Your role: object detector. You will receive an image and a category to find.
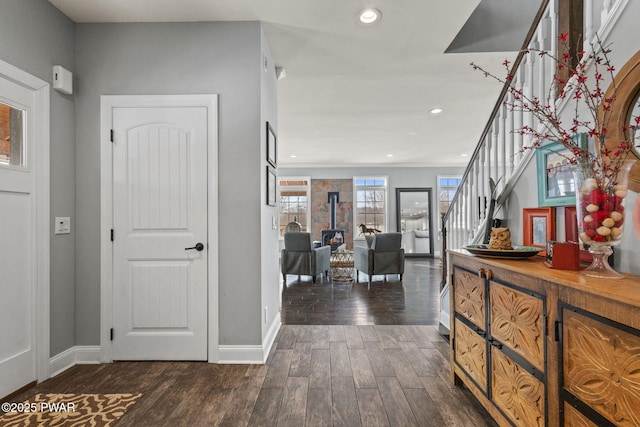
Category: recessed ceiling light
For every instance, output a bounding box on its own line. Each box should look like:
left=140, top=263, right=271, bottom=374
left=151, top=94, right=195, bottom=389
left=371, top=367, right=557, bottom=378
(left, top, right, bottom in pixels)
left=386, top=154, right=393, bottom=157
left=430, top=108, right=443, bottom=114
left=461, top=153, right=468, bottom=157
left=290, top=155, right=297, bottom=158
left=359, top=8, right=381, bottom=24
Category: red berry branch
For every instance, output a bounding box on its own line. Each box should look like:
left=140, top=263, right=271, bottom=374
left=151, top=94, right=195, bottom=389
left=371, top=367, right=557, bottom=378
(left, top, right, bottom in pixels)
left=471, top=34, right=639, bottom=190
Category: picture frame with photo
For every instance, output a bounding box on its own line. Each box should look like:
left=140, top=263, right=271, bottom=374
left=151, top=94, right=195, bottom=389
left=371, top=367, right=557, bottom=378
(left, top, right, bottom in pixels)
left=266, top=166, right=277, bottom=206
left=523, top=207, right=556, bottom=255
left=535, top=134, right=586, bottom=207
left=266, top=122, right=277, bottom=168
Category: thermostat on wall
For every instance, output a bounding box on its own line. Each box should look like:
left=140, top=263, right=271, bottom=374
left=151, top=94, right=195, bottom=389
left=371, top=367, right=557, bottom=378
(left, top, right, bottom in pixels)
left=53, top=65, right=73, bottom=95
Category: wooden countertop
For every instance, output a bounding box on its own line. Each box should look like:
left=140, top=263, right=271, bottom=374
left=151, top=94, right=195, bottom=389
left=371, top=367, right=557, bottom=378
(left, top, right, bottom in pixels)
left=448, top=249, right=640, bottom=308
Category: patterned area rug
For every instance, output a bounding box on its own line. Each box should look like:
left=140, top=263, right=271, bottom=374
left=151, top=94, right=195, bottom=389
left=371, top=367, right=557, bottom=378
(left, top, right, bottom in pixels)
left=0, top=393, right=142, bottom=426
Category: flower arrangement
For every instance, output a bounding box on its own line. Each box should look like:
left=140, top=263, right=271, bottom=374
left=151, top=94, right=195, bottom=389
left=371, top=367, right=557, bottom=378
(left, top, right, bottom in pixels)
left=471, top=33, right=638, bottom=185
left=472, top=34, right=640, bottom=277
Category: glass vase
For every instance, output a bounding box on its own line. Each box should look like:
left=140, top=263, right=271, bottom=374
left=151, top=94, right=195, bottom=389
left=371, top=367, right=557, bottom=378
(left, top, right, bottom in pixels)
left=573, top=160, right=634, bottom=279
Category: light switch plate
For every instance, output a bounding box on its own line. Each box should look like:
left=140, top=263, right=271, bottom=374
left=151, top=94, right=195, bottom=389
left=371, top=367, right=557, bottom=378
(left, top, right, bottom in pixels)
left=54, top=217, right=71, bottom=234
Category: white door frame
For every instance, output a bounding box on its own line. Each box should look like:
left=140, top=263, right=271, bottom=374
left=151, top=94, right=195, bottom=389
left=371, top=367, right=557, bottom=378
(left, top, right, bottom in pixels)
left=0, top=59, right=50, bottom=383
left=100, top=94, right=219, bottom=362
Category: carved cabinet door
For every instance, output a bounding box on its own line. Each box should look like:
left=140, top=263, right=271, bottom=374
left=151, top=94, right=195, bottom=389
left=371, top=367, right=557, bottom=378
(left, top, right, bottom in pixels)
left=561, top=306, right=640, bottom=427
left=489, top=282, right=546, bottom=427
left=489, top=282, right=545, bottom=372
left=454, top=318, right=488, bottom=392
left=491, top=348, right=545, bottom=427
left=453, top=266, right=486, bottom=330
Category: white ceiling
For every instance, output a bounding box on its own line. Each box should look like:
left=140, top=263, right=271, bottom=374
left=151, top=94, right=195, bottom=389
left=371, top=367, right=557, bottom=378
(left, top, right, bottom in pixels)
left=49, top=0, right=539, bottom=168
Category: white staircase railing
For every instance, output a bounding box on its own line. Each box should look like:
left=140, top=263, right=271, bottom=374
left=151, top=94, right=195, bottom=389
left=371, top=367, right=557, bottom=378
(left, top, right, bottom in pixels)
left=439, top=0, right=629, bottom=333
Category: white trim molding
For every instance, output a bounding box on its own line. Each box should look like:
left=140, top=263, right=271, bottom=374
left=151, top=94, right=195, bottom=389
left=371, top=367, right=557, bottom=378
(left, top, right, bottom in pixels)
left=49, top=346, right=101, bottom=378
left=218, top=316, right=280, bottom=364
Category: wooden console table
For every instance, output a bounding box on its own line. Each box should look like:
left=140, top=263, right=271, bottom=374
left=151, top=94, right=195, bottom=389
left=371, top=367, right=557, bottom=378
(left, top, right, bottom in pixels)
left=448, top=249, right=640, bottom=427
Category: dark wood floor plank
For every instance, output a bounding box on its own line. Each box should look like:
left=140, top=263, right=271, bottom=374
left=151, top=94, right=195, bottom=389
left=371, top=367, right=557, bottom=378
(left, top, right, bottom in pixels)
left=399, top=341, right=439, bottom=377
left=298, top=325, right=328, bottom=343
left=328, top=325, right=346, bottom=342
left=117, top=377, right=176, bottom=426
left=218, top=376, right=264, bottom=427
left=289, top=341, right=312, bottom=377
left=374, top=326, right=401, bottom=349
left=390, top=325, right=416, bottom=342
left=247, top=386, right=283, bottom=427
left=309, top=349, right=331, bottom=389
left=162, top=375, right=216, bottom=427
left=356, top=388, right=389, bottom=427
left=349, top=348, right=377, bottom=389
left=305, top=387, right=332, bottom=427
left=277, top=325, right=298, bottom=349
left=329, top=341, right=352, bottom=377
left=376, top=376, right=419, bottom=427
left=357, top=325, right=380, bottom=342
left=331, top=376, right=362, bottom=427
left=420, top=348, right=452, bottom=385
left=384, top=348, right=423, bottom=388
left=420, top=375, right=495, bottom=427
left=408, top=325, right=438, bottom=349
left=344, top=325, right=365, bottom=349
left=276, top=377, right=308, bottom=427
left=189, top=388, right=234, bottom=427
left=402, top=387, right=447, bottom=427
left=263, top=349, right=293, bottom=389
left=245, top=363, right=269, bottom=378
left=363, top=341, right=396, bottom=377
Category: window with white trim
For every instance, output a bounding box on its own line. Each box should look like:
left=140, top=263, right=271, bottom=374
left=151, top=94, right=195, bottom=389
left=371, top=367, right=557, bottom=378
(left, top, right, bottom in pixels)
left=437, top=176, right=462, bottom=216
left=354, top=177, right=388, bottom=234
left=278, top=176, right=310, bottom=237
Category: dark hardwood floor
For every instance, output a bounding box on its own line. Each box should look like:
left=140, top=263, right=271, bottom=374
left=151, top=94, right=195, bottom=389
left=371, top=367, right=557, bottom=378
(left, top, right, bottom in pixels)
left=3, top=258, right=498, bottom=426
left=282, top=258, right=443, bottom=325
left=4, top=325, right=496, bottom=426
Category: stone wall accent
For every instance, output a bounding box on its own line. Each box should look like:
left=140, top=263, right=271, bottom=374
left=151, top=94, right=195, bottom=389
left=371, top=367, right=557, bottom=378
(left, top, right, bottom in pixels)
left=311, top=179, right=353, bottom=248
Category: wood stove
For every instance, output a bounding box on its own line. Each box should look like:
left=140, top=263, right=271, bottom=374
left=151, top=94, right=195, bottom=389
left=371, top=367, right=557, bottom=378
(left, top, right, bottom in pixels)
left=321, top=191, right=346, bottom=251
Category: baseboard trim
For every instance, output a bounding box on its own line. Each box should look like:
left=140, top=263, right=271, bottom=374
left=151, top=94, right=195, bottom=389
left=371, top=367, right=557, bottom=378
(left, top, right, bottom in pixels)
left=49, top=346, right=101, bottom=378
left=217, top=316, right=281, bottom=364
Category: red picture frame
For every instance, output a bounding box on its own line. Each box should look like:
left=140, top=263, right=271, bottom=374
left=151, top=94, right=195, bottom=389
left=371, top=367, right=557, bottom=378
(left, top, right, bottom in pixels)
left=523, top=207, right=556, bottom=256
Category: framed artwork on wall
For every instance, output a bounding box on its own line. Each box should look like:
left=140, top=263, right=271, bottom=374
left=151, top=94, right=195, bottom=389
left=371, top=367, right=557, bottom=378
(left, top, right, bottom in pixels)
left=266, top=121, right=277, bottom=168
left=535, top=134, right=586, bottom=207
left=523, top=207, right=556, bottom=255
left=267, top=166, right=277, bottom=206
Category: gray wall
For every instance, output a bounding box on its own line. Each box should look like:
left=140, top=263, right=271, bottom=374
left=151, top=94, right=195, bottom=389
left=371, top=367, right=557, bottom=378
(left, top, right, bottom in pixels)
left=259, top=28, right=281, bottom=338
left=74, top=21, right=267, bottom=346
left=280, top=166, right=465, bottom=256
left=0, top=0, right=76, bottom=356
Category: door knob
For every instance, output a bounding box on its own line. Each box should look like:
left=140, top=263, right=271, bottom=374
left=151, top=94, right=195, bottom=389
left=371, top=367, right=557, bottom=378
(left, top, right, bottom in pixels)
left=185, top=243, right=205, bottom=251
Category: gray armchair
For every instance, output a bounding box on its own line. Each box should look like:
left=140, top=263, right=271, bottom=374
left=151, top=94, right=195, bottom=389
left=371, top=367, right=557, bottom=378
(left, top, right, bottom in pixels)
left=354, top=233, right=405, bottom=287
left=281, top=232, right=331, bottom=284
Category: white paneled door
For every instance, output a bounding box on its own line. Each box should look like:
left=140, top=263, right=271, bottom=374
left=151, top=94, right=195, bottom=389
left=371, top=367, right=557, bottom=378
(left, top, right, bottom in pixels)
left=0, top=75, right=37, bottom=397
left=111, top=104, right=209, bottom=360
